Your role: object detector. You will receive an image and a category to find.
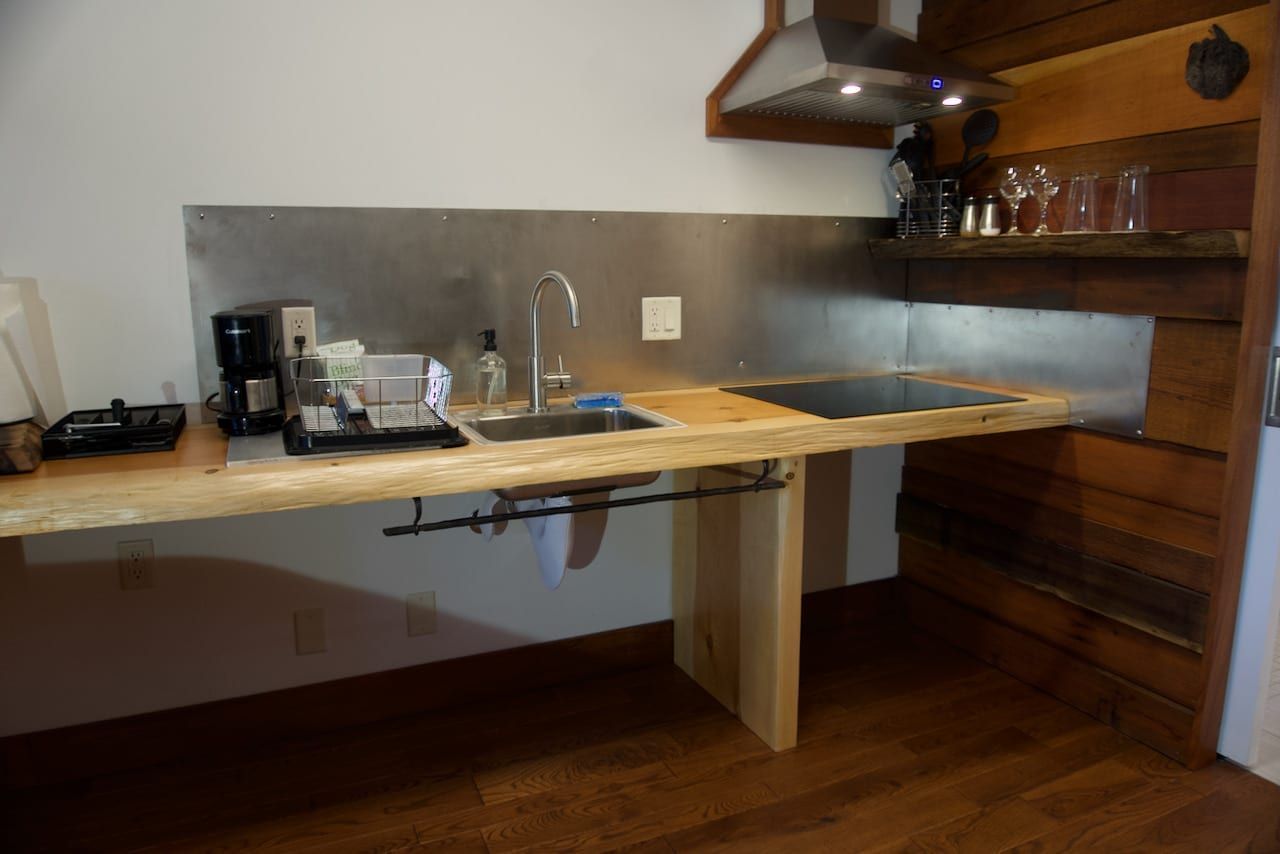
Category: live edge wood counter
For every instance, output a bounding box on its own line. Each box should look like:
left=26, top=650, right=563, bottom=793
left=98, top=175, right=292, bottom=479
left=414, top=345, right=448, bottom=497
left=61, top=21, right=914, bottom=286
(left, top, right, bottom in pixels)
left=0, top=379, right=1065, bottom=754
left=0, top=380, right=1067, bottom=539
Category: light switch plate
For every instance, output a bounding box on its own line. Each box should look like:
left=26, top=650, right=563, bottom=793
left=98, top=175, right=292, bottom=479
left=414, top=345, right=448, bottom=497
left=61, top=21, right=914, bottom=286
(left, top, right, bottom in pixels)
left=641, top=297, right=681, bottom=341
left=293, top=607, right=327, bottom=655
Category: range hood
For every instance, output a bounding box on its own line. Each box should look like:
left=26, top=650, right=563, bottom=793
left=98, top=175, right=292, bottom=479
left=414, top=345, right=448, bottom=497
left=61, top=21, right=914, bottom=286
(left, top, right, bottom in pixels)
left=719, top=16, right=1014, bottom=128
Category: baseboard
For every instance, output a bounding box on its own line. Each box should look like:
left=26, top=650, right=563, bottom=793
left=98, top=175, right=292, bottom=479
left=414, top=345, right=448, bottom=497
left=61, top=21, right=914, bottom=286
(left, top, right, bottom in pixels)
left=1, top=580, right=901, bottom=790
left=2, top=620, right=674, bottom=790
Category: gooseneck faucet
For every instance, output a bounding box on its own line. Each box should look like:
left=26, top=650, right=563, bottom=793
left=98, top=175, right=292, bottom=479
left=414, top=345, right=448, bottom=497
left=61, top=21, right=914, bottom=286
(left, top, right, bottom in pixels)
left=528, top=270, right=581, bottom=413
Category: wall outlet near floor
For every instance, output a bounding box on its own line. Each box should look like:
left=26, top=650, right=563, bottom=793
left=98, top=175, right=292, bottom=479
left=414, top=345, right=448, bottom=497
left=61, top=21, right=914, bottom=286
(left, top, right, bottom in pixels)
left=293, top=608, right=327, bottom=655
left=641, top=296, right=681, bottom=341
left=406, top=591, right=437, bottom=637
left=117, top=539, right=154, bottom=590
left=279, top=306, right=317, bottom=357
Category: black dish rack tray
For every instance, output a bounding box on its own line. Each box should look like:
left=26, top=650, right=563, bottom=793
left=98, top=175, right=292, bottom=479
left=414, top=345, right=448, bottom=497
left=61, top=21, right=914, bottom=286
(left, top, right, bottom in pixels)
left=42, top=402, right=187, bottom=459
left=283, top=415, right=466, bottom=454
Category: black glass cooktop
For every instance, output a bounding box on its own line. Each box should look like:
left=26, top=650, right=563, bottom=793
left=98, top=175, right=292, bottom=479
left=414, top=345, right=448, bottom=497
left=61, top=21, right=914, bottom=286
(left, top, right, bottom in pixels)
left=721, top=375, right=1023, bottom=420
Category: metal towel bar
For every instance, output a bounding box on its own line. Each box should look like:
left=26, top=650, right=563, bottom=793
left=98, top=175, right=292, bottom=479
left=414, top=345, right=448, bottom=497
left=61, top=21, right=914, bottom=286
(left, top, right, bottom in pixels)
left=383, top=461, right=785, bottom=537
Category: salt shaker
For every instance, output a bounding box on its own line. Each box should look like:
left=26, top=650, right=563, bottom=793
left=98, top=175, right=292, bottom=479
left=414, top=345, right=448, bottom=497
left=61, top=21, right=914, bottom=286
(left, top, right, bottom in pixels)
left=960, top=197, right=980, bottom=237
left=979, top=195, right=1001, bottom=236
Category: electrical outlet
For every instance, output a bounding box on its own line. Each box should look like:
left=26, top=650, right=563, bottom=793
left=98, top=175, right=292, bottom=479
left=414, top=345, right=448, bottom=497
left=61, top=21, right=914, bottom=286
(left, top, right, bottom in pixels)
left=280, top=306, right=317, bottom=357
left=641, top=297, right=681, bottom=341
left=406, top=591, right=437, bottom=637
left=293, top=608, right=327, bottom=655
left=117, top=539, right=154, bottom=590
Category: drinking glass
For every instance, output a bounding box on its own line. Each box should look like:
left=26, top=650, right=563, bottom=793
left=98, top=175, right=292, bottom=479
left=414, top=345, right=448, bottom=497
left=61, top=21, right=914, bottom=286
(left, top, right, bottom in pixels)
left=1111, top=164, right=1149, bottom=232
left=1063, top=171, right=1099, bottom=233
left=998, top=166, right=1027, bottom=236
left=1029, top=164, right=1060, bottom=236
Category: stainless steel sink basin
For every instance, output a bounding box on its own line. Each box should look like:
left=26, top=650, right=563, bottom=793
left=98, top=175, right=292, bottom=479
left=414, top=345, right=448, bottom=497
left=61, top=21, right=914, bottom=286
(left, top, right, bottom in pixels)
left=454, top=404, right=683, bottom=444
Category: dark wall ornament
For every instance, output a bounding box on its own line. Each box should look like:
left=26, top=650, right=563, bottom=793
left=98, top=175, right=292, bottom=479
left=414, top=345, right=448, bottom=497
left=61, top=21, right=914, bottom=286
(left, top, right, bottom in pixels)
left=1186, top=24, right=1250, bottom=100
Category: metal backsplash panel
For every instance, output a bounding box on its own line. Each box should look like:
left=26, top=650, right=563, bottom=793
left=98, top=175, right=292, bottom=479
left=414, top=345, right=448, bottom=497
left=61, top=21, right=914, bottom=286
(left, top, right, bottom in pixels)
left=185, top=207, right=906, bottom=403
left=906, top=304, right=1154, bottom=437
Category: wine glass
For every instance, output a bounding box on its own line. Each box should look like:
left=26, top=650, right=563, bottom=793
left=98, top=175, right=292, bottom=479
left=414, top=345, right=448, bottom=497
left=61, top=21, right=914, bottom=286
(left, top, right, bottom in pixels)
left=998, top=167, right=1027, bottom=236
left=1029, top=164, right=1060, bottom=236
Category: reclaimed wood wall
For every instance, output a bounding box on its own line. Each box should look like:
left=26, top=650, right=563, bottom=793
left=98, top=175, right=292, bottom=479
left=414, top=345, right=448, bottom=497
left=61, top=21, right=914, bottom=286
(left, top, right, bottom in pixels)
left=898, top=0, right=1273, bottom=766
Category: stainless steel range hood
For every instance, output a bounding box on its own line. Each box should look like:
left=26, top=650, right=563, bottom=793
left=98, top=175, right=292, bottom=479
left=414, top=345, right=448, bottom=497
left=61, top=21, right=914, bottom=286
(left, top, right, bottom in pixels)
left=719, top=16, right=1014, bottom=127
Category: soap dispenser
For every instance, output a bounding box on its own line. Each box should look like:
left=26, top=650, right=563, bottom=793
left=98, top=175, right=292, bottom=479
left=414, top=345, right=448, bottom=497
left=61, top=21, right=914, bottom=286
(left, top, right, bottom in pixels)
left=475, top=329, right=507, bottom=416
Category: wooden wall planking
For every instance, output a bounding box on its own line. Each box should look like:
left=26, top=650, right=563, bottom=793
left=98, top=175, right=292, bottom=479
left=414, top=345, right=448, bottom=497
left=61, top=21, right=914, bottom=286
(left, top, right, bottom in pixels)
left=903, top=582, right=1195, bottom=762
left=1187, top=0, right=1280, bottom=768
left=928, top=6, right=1271, bottom=165
left=905, top=442, right=1221, bottom=556
left=1145, top=320, right=1241, bottom=452
left=900, top=539, right=1203, bottom=707
left=925, top=431, right=1226, bottom=519
left=900, top=465, right=1216, bottom=593
left=917, top=0, right=1264, bottom=73
left=900, top=0, right=1268, bottom=768
left=897, top=494, right=1210, bottom=649
left=906, top=258, right=1247, bottom=322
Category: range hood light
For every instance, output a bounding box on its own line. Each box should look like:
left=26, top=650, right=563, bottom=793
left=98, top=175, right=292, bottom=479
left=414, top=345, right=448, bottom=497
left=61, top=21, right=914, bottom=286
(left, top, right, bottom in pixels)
left=941, top=96, right=964, bottom=106
left=840, top=83, right=862, bottom=95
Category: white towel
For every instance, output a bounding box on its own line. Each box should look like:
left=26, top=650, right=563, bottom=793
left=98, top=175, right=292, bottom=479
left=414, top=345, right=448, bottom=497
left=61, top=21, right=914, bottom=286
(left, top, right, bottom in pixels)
left=516, top=497, right=574, bottom=589
left=468, top=494, right=510, bottom=541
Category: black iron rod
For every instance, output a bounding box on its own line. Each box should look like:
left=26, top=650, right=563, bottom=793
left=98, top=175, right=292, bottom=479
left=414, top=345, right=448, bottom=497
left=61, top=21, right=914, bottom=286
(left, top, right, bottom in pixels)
left=382, top=476, right=785, bottom=537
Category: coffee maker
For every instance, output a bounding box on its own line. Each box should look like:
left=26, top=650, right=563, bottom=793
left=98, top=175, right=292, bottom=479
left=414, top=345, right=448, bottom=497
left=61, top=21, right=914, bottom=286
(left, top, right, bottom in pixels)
left=211, top=310, right=286, bottom=436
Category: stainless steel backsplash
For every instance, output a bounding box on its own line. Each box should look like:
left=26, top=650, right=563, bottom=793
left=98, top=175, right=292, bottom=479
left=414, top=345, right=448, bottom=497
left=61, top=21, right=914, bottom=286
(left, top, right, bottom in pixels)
left=185, top=207, right=906, bottom=403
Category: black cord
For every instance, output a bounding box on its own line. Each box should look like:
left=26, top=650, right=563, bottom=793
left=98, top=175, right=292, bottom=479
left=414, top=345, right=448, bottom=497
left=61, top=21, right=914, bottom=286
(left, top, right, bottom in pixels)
left=204, top=392, right=221, bottom=413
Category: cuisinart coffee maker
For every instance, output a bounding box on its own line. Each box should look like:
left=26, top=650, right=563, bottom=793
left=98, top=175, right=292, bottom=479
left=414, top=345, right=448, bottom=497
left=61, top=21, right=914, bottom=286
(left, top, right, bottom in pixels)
left=211, top=310, right=286, bottom=436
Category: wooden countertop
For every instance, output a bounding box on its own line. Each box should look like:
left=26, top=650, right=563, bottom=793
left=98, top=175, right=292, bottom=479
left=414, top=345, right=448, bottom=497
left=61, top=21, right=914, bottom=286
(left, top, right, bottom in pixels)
left=0, top=378, right=1068, bottom=537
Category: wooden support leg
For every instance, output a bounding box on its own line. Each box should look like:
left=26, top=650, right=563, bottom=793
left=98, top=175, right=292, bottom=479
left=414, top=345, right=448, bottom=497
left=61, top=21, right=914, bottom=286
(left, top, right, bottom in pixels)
left=672, top=458, right=805, bottom=751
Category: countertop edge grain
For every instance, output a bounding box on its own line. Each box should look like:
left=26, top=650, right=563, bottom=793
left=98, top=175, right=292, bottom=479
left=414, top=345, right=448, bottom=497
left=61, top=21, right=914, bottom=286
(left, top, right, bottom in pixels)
left=0, top=385, right=1069, bottom=537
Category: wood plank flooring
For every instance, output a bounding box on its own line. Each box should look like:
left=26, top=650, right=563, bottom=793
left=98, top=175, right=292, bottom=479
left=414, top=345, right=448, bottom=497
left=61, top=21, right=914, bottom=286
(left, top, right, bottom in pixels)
left=3, top=623, right=1279, bottom=853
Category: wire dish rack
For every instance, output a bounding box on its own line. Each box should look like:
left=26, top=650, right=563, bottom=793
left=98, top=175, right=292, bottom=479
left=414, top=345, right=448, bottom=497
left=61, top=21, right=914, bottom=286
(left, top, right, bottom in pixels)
left=284, top=355, right=466, bottom=454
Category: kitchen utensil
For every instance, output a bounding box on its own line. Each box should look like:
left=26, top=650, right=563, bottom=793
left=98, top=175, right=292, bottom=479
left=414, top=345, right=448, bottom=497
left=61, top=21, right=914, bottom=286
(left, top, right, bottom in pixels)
left=998, top=166, right=1028, bottom=235
left=960, top=109, right=998, bottom=162
left=916, top=121, right=936, bottom=180
left=942, top=109, right=999, bottom=179
left=1029, top=164, right=1060, bottom=236
left=889, top=159, right=915, bottom=200
left=1111, top=164, right=1150, bottom=232
left=955, top=152, right=988, bottom=179
left=1063, top=171, right=1099, bottom=232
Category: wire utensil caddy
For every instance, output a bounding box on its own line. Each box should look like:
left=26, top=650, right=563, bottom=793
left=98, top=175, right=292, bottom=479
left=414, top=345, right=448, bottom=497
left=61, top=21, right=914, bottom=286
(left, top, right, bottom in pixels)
left=284, top=355, right=465, bottom=454
left=895, top=178, right=962, bottom=238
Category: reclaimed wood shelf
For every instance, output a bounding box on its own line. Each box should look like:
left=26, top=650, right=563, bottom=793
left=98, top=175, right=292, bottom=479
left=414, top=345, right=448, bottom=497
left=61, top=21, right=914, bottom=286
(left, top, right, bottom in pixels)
left=868, top=230, right=1250, bottom=260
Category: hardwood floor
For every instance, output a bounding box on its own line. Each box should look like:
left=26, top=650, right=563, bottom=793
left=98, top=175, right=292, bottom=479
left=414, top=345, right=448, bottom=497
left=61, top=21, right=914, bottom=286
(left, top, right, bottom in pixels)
left=4, top=624, right=1279, bottom=853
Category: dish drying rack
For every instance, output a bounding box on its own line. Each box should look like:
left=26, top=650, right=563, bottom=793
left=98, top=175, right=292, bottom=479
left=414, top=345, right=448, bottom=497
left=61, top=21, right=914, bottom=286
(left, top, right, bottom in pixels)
left=284, top=355, right=466, bottom=455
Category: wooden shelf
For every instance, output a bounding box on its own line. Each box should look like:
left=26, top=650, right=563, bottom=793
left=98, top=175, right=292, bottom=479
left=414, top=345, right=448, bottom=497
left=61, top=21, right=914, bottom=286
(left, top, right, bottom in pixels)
left=868, top=230, right=1250, bottom=260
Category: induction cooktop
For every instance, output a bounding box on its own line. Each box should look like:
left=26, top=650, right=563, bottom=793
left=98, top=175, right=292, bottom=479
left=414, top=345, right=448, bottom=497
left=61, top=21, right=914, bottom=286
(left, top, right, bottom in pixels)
left=721, top=375, right=1023, bottom=420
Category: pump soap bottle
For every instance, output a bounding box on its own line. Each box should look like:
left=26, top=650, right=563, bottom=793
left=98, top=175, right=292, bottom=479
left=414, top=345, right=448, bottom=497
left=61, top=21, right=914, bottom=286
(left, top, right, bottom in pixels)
left=475, top=329, right=507, bottom=416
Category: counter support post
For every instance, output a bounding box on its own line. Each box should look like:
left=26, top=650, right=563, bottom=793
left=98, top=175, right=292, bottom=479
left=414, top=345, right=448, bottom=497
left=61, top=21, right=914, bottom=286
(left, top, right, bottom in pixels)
left=671, top=457, right=805, bottom=751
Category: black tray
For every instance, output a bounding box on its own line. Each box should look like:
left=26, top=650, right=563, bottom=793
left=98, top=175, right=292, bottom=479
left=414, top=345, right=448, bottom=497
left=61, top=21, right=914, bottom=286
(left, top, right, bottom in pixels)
left=43, top=403, right=187, bottom=459
left=282, top=415, right=467, bottom=455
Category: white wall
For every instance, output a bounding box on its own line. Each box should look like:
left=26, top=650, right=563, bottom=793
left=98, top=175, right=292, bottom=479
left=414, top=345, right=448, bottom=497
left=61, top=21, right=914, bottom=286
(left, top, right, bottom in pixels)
left=1220, top=293, right=1280, bottom=764
left=0, top=0, right=907, bottom=734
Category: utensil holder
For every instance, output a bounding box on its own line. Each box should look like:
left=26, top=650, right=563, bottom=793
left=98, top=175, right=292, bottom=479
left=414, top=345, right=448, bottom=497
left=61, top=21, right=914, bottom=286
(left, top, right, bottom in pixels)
left=896, top=179, right=962, bottom=238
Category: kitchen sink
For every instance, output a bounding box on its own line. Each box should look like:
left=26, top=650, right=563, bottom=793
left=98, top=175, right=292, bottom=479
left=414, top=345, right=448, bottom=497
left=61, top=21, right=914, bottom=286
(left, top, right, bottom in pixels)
left=453, top=404, right=683, bottom=444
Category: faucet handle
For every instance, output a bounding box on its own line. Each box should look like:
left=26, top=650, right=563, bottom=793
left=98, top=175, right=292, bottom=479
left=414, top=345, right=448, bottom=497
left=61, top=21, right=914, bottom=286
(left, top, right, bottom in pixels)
left=544, top=354, right=573, bottom=390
